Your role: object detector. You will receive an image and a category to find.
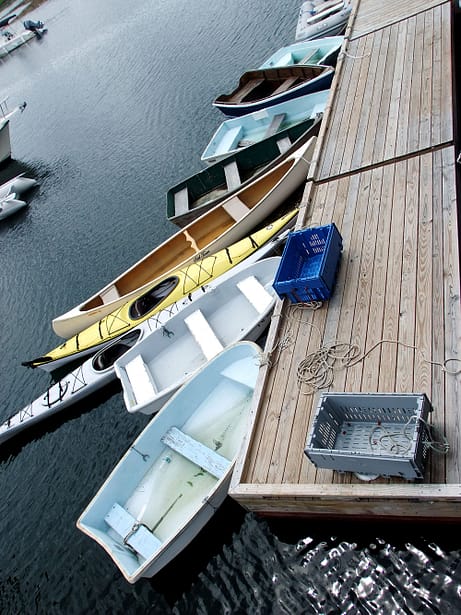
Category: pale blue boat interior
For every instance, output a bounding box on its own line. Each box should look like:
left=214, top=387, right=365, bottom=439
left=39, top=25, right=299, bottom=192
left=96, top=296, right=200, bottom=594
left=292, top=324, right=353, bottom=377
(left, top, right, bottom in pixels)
left=258, top=36, right=344, bottom=69
left=78, top=342, right=261, bottom=580
left=201, top=88, right=329, bottom=163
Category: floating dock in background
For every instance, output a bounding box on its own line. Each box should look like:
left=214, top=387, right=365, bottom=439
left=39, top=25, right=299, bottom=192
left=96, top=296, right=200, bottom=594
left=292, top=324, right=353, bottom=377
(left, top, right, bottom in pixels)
left=230, top=0, right=461, bottom=520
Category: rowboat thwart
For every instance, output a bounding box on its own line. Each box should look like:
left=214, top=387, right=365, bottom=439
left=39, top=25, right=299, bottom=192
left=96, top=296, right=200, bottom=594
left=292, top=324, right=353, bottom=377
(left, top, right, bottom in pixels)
left=52, top=137, right=316, bottom=339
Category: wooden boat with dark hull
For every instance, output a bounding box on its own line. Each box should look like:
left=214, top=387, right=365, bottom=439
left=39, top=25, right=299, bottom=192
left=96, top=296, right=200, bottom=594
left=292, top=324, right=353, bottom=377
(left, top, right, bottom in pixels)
left=166, top=116, right=322, bottom=228
left=52, top=137, right=316, bottom=339
left=212, top=64, right=334, bottom=117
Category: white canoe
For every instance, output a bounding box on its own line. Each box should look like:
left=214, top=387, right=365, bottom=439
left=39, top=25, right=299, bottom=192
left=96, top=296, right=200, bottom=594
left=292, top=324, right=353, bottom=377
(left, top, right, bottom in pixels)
left=77, top=341, right=262, bottom=583
left=52, top=136, right=316, bottom=339
left=115, top=256, right=280, bottom=415
left=0, top=329, right=143, bottom=447
left=0, top=173, right=38, bottom=199
left=0, top=193, right=27, bottom=220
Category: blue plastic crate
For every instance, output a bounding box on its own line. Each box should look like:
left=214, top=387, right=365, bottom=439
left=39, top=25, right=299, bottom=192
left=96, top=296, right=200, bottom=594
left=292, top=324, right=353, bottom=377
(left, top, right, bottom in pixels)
left=273, top=223, right=343, bottom=303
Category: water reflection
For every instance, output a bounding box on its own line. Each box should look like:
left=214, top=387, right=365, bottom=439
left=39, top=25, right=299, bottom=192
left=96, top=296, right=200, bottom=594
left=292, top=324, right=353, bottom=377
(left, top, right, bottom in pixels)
left=173, top=513, right=461, bottom=614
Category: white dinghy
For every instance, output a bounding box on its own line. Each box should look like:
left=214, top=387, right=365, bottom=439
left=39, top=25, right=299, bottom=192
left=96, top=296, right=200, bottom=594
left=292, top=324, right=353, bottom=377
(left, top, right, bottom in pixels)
left=115, top=256, right=280, bottom=415
left=77, top=341, right=262, bottom=583
left=0, top=172, right=38, bottom=199
left=0, top=193, right=26, bottom=220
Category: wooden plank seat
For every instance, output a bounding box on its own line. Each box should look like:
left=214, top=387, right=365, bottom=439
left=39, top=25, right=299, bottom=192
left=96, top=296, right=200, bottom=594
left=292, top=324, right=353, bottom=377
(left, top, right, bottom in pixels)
left=276, top=135, right=292, bottom=154
left=184, top=309, right=224, bottom=360
left=124, top=354, right=157, bottom=405
left=222, top=196, right=250, bottom=221
left=100, top=284, right=120, bottom=303
left=270, top=76, right=299, bottom=97
left=264, top=113, right=286, bottom=138
left=161, top=426, right=230, bottom=479
left=223, top=160, right=241, bottom=190
left=216, top=126, right=243, bottom=156
left=299, top=50, right=320, bottom=64
left=105, top=503, right=161, bottom=559
left=229, top=78, right=264, bottom=103
left=237, top=275, right=273, bottom=313
left=174, top=186, right=189, bottom=216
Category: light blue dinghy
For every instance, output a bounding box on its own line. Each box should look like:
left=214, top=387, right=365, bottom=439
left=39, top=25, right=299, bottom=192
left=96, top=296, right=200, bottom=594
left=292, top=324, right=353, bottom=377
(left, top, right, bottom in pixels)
left=258, top=36, right=344, bottom=70
left=201, top=88, right=328, bottom=165
left=77, top=341, right=262, bottom=583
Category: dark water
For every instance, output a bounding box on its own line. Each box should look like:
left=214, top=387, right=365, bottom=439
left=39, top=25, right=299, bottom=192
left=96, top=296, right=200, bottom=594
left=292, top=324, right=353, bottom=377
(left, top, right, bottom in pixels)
left=0, top=0, right=461, bottom=613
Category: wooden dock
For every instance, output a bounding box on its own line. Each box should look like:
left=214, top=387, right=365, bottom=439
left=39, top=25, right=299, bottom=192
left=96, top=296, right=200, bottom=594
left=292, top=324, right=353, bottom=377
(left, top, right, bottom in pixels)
left=230, top=0, right=461, bottom=520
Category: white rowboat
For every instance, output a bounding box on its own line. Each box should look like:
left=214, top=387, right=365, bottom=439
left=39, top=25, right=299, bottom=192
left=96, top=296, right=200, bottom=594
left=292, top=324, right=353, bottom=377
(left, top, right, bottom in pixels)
left=77, top=341, right=262, bottom=582
left=115, top=256, right=280, bottom=415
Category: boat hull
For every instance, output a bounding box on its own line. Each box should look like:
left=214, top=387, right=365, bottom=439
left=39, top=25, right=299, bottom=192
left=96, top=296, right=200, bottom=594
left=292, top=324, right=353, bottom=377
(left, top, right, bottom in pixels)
left=0, top=195, right=27, bottom=220
left=0, top=120, right=11, bottom=164
left=77, top=341, right=262, bottom=582
left=0, top=173, right=38, bottom=198
left=258, top=36, right=343, bottom=69
left=295, top=1, right=352, bottom=41
left=0, top=29, right=37, bottom=57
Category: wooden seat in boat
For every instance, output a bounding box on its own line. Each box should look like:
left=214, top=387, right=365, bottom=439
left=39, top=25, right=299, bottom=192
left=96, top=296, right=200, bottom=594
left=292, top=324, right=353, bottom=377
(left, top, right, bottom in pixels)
left=161, top=426, right=230, bottom=479
left=174, top=186, right=189, bottom=216
left=230, top=78, right=264, bottom=103
left=216, top=126, right=243, bottom=156
left=100, top=284, right=120, bottom=303
left=124, top=355, right=157, bottom=405
left=223, top=160, right=241, bottom=190
left=104, top=503, right=161, bottom=559
left=271, top=76, right=299, bottom=97
left=264, top=113, right=286, bottom=138
left=276, top=135, right=291, bottom=154
left=222, top=196, right=250, bottom=221
left=237, top=275, right=273, bottom=313
left=184, top=309, right=223, bottom=360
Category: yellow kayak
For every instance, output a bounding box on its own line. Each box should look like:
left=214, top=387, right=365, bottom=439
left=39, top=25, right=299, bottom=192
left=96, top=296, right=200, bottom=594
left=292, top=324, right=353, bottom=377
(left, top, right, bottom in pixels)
left=23, top=209, right=297, bottom=371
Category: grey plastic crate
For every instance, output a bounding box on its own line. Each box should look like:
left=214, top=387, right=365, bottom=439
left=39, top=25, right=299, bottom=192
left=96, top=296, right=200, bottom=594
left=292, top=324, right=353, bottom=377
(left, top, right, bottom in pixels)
left=305, top=392, right=433, bottom=479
